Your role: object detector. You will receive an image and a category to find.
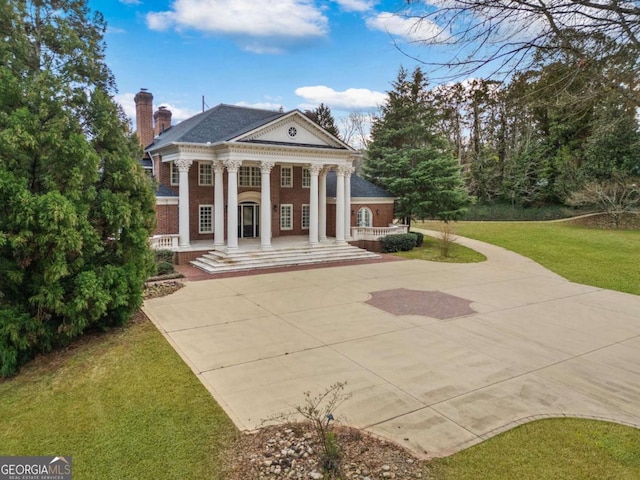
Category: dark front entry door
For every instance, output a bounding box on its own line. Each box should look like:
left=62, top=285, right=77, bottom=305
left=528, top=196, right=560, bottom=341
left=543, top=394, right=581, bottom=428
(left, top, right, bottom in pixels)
left=238, top=202, right=260, bottom=238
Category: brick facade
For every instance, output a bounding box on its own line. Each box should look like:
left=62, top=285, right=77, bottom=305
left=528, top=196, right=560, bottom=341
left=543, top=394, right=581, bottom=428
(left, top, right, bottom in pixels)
left=137, top=92, right=396, bottom=244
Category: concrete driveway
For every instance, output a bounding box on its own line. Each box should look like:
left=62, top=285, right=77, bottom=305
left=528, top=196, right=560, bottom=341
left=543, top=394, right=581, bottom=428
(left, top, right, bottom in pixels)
left=144, top=233, right=640, bottom=457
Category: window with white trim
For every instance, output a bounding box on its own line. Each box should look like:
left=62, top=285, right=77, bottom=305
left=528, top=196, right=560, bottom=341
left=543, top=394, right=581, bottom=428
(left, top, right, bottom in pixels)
left=302, top=167, right=311, bottom=188
left=170, top=162, right=179, bottom=185
left=356, top=207, right=373, bottom=227
left=280, top=166, right=292, bottom=187
left=280, top=204, right=293, bottom=230
left=301, top=204, right=310, bottom=230
left=199, top=204, right=213, bottom=233
left=198, top=162, right=212, bottom=186
left=239, top=166, right=261, bottom=187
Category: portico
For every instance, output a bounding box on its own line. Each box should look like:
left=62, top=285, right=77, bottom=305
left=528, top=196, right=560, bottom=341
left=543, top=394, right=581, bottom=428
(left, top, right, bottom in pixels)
left=140, top=98, right=396, bottom=269
left=163, top=155, right=356, bottom=252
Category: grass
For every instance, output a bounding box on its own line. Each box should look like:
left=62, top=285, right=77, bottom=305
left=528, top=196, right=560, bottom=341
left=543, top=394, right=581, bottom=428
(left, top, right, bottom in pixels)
left=428, top=418, right=640, bottom=480
left=395, top=236, right=487, bottom=263
left=0, top=314, right=237, bottom=479
left=415, top=220, right=640, bottom=295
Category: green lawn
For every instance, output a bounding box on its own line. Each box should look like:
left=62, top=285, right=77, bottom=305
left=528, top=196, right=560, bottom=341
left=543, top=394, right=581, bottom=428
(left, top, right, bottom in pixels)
left=0, top=315, right=237, bottom=479
left=395, top=237, right=487, bottom=263
left=415, top=221, right=640, bottom=295
left=428, top=418, right=640, bottom=480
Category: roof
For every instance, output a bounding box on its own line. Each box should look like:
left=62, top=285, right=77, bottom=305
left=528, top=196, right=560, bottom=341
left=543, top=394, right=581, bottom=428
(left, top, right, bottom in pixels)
left=140, top=158, right=153, bottom=168
left=147, top=104, right=284, bottom=150
left=156, top=184, right=178, bottom=197
left=326, top=171, right=395, bottom=198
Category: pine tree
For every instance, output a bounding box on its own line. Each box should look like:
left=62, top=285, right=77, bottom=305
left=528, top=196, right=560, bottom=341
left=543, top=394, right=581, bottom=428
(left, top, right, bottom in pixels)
left=0, top=0, right=156, bottom=376
left=363, top=67, right=472, bottom=224
left=306, top=103, right=341, bottom=139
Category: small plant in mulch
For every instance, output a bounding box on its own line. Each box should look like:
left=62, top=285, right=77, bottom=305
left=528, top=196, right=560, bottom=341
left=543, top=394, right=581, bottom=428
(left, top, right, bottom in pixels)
left=258, top=382, right=352, bottom=479
left=296, top=382, right=351, bottom=477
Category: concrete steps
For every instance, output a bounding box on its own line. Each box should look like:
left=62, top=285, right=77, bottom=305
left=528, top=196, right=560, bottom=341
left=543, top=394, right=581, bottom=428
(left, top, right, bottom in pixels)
left=190, top=244, right=380, bottom=274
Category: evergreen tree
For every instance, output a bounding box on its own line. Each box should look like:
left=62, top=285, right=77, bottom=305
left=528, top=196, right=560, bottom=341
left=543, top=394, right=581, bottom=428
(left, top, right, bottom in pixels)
left=363, top=67, right=472, bottom=224
left=0, top=0, right=156, bottom=376
left=305, top=103, right=341, bottom=139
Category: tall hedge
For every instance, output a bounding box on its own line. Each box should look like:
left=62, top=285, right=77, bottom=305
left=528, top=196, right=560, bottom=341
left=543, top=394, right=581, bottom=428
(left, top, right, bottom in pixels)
left=0, top=1, right=156, bottom=376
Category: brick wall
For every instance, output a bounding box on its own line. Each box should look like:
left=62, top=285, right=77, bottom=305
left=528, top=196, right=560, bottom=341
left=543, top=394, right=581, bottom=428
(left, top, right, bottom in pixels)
left=155, top=162, right=396, bottom=242
left=155, top=204, right=178, bottom=234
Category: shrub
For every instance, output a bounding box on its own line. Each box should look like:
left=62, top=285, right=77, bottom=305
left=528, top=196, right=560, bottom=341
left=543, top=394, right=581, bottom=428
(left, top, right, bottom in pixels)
left=380, top=233, right=417, bottom=253
left=410, top=231, right=424, bottom=247
left=156, top=262, right=174, bottom=276
left=437, top=223, right=457, bottom=257
left=154, top=250, right=175, bottom=264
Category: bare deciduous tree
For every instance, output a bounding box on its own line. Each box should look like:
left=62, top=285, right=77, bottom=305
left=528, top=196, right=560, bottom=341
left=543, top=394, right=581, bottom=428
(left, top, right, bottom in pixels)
left=340, top=111, right=373, bottom=152
left=404, top=1, right=640, bottom=81
left=568, top=176, right=640, bottom=228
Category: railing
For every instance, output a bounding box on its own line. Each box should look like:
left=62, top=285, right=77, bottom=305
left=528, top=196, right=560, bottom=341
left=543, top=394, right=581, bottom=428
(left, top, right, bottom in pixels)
left=350, top=224, right=409, bottom=241
left=149, top=234, right=179, bottom=250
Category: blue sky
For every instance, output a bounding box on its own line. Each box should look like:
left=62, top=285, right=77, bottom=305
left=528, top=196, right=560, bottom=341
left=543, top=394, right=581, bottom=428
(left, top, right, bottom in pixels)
left=91, top=0, right=451, bottom=127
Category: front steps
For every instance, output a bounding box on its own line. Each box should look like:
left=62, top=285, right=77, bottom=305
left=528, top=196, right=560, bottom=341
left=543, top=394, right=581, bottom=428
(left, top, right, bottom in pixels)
left=190, top=243, right=380, bottom=274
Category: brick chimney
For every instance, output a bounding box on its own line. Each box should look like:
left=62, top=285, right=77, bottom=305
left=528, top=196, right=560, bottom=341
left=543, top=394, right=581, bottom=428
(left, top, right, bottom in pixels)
left=154, top=106, right=172, bottom=137
left=134, top=89, right=154, bottom=149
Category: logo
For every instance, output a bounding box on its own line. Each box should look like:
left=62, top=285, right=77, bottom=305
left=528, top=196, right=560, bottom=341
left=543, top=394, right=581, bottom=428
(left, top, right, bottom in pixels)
left=0, top=456, right=72, bottom=480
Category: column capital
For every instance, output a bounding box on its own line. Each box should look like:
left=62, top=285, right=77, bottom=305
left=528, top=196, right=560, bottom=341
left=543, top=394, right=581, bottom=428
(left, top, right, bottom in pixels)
left=338, top=165, right=355, bottom=177
left=224, top=159, right=242, bottom=173
left=175, top=158, right=193, bottom=172
left=213, top=160, right=225, bottom=174
left=308, top=164, right=324, bottom=175
left=260, top=161, right=275, bottom=174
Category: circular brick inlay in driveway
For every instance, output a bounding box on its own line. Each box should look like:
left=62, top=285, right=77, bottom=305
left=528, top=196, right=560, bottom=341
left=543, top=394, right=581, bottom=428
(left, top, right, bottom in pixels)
left=366, top=288, right=476, bottom=319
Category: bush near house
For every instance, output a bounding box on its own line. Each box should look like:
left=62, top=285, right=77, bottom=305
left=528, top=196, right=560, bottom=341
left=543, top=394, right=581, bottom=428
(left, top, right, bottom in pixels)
left=380, top=233, right=417, bottom=253
left=410, top=231, right=424, bottom=247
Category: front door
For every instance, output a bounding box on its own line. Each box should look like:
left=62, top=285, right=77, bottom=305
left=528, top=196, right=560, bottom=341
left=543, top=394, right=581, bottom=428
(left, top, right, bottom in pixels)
left=238, top=202, right=260, bottom=238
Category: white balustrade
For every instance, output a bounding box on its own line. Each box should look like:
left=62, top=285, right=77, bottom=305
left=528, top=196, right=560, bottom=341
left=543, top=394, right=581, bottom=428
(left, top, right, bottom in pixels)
left=350, top=225, right=409, bottom=241
left=149, top=234, right=180, bottom=250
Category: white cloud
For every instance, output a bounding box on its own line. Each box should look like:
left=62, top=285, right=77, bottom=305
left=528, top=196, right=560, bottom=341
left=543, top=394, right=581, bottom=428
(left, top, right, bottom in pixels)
left=366, top=11, right=449, bottom=43
left=106, top=26, right=126, bottom=34
left=234, top=101, right=283, bottom=111
left=146, top=0, right=328, bottom=53
left=115, top=93, right=198, bottom=125
left=295, top=85, right=386, bottom=110
left=158, top=102, right=200, bottom=123
left=119, top=0, right=141, bottom=5
left=115, top=93, right=137, bottom=120
left=331, top=0, right=375, bottom=12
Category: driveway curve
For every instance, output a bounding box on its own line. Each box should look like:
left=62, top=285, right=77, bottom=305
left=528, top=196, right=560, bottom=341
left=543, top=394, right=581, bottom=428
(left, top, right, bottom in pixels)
left=144, top=232, right=640, bottom=458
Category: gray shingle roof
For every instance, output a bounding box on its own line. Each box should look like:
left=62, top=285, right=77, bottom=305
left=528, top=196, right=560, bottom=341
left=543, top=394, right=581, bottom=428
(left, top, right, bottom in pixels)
left=326, top=171, right=395, bottom=198
left=148, top=104, right=285, bottom=150
left=156, top=184, right=178, bottom=197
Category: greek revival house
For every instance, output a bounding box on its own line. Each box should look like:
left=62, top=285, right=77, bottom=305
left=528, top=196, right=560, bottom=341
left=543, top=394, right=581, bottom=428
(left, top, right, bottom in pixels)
left=135, top=90, right=403, bottom=271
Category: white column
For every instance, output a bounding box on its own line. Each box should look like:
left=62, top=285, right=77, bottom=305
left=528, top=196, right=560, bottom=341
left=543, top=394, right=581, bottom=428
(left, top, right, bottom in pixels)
left=224, top=159, right=242, bottom=251
left=308, top=164, right=323, bottom=246
left=176, top=158, right=193, bottom=247
left=335, top=167, right=346, bottom=244
left=213, top=161, right=225, bottom=248
left=319, top=168, right=328, bottom=242
left=260, top=161, right=274, bottom=250
left=344, top=166, right=354, bottom=241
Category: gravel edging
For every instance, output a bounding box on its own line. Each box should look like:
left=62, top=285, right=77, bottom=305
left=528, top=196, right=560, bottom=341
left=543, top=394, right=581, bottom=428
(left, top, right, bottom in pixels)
left=226, top=422, right=429, bottom=480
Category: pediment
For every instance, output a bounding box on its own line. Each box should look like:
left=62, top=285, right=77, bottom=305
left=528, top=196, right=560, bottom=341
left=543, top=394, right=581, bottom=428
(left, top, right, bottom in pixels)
left=233, top=112, right=348, bottom=150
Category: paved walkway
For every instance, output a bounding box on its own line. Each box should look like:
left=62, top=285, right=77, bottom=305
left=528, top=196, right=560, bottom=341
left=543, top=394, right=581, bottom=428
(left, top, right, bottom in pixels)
left=144, top=231, right=640, bottom=458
